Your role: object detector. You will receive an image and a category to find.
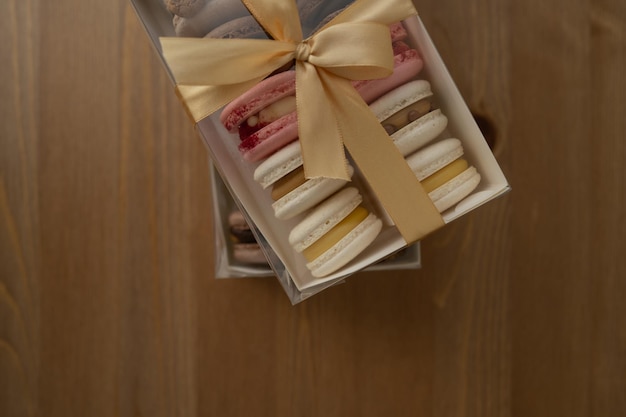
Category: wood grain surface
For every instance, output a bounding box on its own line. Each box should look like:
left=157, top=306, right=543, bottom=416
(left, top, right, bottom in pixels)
left=1, top=0, right=624, bottom=416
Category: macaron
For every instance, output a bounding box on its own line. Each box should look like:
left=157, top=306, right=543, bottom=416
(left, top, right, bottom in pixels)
left=221, top=70, right=298, bottom=162
left=164, top=0, right=207, bottom=18
left=220, top=33, right=422, bottom=162
left=172, top=0, right=249, bottom=37
left=406, top=138, right=481, bottom=212
left=352, top=40, right=424, bottom=104
left=369, top=79, right=448, bottom=156
left=253, top=141, right=354, bottom=220
left=205, top=15, right=268, bottom=39
left=228, top=209, right=268, bottom=265
left=288, top=187, right=383, bottom=278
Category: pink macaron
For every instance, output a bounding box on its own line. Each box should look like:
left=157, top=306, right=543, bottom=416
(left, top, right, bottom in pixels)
left=221, top=71, right=299, bottom=162
left=220, top=23, right=423, bottom=162
left=353, top=40, right=423, bottom=104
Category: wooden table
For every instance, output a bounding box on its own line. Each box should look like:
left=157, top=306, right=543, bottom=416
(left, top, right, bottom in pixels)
left=2, top=1, right=624, bottom=416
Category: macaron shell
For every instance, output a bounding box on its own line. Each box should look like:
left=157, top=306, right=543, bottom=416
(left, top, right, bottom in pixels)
left=239, top=112, right=299, bottom=162
left=354, top=47, right=424, bottom=104
left=297, top=0, right=354, bottom=35
left=430, top=167, right=481, bottom=213
left=391, top=109, right=448, bottom=156
left=307, top=213, right=383, bottom=278
left=206, top=15, right=267, bottom=39
left=221, top=71, right=296, bottom=132
left=173, top=0, right=250, bottom=37
left=227, top=208, right=249, bottom=227
left=272, top=166, right=354, bottom=220
left=370, top=79, right=433, bottom=123
left=164, top=0, right=207, bottom=18
left=289, top=187, right=362, bottom=252
left=405, top=138, right=463, bottom=180
left=253, top=140, right=303, bottom=188
left=389, top=22, right=408, bottom=42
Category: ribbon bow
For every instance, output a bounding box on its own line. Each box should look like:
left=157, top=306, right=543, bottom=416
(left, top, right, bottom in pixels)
left=160, top=0, right=444, bottom=244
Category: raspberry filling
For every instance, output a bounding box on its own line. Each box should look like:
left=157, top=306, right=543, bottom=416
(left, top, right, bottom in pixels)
left=238, top=95, right=296, bottom=141
left=238, top=111, right=298, bottom=153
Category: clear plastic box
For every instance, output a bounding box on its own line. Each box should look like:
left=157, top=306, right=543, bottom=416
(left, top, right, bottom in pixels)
left=129, top=0, right=510, bottom=303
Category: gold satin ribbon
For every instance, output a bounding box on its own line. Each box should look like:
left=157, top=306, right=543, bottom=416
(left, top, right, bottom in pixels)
left=160, top=0, right=444, bottom=243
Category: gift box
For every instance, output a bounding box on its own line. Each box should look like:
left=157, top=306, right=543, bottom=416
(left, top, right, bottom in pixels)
left=211, top=162, right=421, bottom=280
left=130, top=0, right=510, bottom=303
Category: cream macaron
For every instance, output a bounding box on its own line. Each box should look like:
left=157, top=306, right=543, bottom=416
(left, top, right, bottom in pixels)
left=407, top=138, right=481, bottom=213
left=369, top=79, right=448, bottom=156
left=288, top=187, right=382, bottom=278
left=253, top=141, right=353, bottom=220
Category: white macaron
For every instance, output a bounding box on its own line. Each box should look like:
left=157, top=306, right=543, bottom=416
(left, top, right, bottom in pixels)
left=406, top=138, right=481, bottom=213
left=254, top=141, right=353, bottom=220
left=369, top=79, right=448, bottom=156
left=289, top=187, right=383, bottom=278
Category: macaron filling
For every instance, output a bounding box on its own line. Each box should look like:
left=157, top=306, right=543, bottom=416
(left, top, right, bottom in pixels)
left=422, top=158, right=469, bottom=193
left=238, top=113, right=299, bottom=161
left=381, top=98, right=433, bottom=135
left=270, top=166, right=306, bottom=200
left=238, top=95, right=297, bottom=141
left=301, top=206, right=369, bottom=262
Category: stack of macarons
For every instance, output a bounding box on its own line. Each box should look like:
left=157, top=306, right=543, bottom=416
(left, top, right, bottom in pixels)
left=227, top=208, right=268, bottom=265
left=170, top=4, right=483, bottom=278
left=278, top=76, right=482, bottom=278
left=368, top=79, right=481, bottom=213
left=166, top=0, right=356, bottom=39
left=216, top=21, right=429, bottom=277
left=288, top=187, right=382, bottom=277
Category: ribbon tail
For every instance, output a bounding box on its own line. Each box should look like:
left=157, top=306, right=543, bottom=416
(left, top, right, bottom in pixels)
left=320, top=72, right=444, bottom=244
left=296, top=63, right=351, bottom=181
left=177, top=78, right=266, bottom=123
